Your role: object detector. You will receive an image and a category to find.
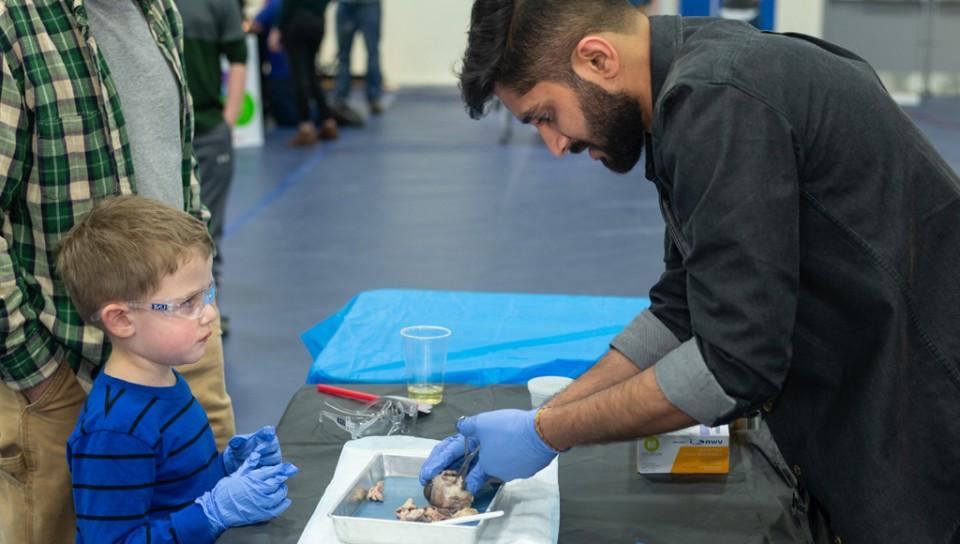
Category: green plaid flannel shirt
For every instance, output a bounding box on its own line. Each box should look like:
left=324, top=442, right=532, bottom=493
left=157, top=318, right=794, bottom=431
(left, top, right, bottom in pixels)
left=0, top=0, right=206, bottom=390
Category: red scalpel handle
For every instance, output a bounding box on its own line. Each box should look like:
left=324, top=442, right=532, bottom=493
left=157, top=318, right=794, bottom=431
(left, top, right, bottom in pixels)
left=315, top=384, right=380, bottom=403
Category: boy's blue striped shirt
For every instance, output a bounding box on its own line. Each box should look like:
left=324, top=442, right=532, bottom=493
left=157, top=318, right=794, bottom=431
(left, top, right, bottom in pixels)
left=68, top=371, right=226, bottom=543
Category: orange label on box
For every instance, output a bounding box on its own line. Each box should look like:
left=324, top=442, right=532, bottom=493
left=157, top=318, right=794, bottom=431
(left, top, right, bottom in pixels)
left=671, top=446, right=730, bottom=474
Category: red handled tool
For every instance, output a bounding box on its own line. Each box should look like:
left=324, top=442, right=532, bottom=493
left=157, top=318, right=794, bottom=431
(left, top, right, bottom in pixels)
left=316, top=384, right=433, bottom=414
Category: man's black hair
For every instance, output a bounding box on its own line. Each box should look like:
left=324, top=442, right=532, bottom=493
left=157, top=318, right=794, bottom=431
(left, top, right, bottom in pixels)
left=459, top=0, right=637, bottom=119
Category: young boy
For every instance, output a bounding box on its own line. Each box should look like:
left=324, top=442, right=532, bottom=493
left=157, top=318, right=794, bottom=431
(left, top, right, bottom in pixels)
left=57, top=195, right=298, bottom=543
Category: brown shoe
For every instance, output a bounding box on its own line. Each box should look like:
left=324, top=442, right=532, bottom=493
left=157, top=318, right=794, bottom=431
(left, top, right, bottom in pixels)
left=318, top=119, right=339, bottom=141
left=288, top=125, right=318, bottom=146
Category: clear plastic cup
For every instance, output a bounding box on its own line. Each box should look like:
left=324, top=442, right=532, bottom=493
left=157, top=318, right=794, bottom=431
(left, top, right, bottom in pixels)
left=400, top=325, right=452, bottom=405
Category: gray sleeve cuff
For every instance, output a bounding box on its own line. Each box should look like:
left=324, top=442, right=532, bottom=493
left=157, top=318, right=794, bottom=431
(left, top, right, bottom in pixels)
left=610, top=309, right=681, bottom=371
left=654, top=339, right=738, bottom=425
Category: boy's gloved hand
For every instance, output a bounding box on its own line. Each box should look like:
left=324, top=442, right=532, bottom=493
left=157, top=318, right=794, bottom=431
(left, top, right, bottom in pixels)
left=196, top=452, right=299, bottom=535
left=223, top=425, right=282, bottom=473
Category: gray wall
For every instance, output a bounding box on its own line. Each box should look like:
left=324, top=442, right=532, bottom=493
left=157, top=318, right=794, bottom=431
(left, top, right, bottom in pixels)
left=823, top=1, right=960, bottom=95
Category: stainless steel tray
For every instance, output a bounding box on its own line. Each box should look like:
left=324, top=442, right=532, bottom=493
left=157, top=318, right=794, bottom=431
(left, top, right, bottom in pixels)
left=329, top=453, right=503, bottom=544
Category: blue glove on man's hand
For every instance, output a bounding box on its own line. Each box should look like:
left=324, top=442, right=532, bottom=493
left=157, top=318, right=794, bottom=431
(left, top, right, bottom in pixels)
left=223, top=425, right=282, bottom=473
left=419, top=409, right=559, bottom=494
left=197, top=452, right=299, bottom=535
left=418, top=433, right=478, bottom=485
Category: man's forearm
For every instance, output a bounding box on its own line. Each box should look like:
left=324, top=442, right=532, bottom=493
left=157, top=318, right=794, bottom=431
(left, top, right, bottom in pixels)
left=545, top=348, right=641, bottom=407
left=222, top=64, right=246, bottom=126
left=540, top=366, right=695, bottom=450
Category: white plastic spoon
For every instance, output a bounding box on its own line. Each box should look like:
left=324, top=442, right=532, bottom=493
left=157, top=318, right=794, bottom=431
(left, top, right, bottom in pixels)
left=432, top=510, right=505, bottom=526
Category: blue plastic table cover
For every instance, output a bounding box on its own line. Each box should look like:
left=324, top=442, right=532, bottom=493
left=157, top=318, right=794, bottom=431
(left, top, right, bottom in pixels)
left=302, top=289, right=650, bottom=385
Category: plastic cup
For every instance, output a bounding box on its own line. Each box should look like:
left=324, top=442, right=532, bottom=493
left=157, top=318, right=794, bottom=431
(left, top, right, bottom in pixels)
left=400, top=325, right=452, bottom=405
left=527, top=376, right=574, bottom=408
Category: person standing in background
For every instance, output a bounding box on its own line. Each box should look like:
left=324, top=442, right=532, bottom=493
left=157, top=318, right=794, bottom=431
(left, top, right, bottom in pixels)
left=270, top=0, right=340, bottom=146
left=176, top=0, right=249, bottom=336
left=0, top=1, right=235, bottom=542
left=334, top=0, right=384, bottom=115
left=250, top=0, right=301, bottom=127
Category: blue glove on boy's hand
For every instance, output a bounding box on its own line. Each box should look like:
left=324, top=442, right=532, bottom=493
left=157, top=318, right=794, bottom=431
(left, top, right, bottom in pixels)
left=223, top=425, right=282, bottom=473
left=196, top=452, right=299, bottom=535
left=420, top=409, right=559, bottom=495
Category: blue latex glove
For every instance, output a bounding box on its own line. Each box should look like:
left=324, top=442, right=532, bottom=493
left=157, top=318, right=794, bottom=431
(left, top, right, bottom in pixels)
left=420, top=409, right=559, bottom=494
left=418, top=433, right=478, bottom=485
left=223, top=425, right=282, bottom=473
left=196, top=452, right=299, bottom=535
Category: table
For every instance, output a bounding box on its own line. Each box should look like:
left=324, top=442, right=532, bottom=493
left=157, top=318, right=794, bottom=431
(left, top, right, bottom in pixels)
left=221, top=385, right=815, bottom=544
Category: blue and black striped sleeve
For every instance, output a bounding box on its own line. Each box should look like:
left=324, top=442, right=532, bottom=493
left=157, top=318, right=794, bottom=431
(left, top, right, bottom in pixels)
left=69, top=430, right=217, bottom=544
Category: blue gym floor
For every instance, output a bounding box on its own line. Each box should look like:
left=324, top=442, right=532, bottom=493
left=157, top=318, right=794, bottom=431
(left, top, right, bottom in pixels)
left=221, top=88, right=960, bottom=433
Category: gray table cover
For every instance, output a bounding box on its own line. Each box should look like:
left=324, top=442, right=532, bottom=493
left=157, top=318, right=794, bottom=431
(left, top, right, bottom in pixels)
left=221, top=384, right=814, bottom=544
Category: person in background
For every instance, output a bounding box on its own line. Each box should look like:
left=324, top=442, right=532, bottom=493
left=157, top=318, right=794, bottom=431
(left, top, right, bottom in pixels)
left=333, top=0, right=384, bottom=115
left=250, top=0, right=301, bottom=127
left=59, top=196, right=297, bottom=543
left=421, top=1, right=960, bottom=542
left=176, top=0, right=249, bottom=336
left=0, top=1, right=235, bottom=541
left=270, top=0, right=339, bottom=145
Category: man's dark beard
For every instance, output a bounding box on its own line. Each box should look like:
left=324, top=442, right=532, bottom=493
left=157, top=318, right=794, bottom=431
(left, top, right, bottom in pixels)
left=571, top=78, right=645, bottom=174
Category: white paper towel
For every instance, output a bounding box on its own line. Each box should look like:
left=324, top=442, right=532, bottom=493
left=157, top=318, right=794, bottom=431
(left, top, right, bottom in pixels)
left=297, top=435, right=560, bottom=544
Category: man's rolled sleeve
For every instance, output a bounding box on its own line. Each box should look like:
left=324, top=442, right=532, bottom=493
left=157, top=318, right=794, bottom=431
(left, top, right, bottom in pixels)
left=218, top=0, right=247, bottom=64
left=654, top=339, right=738, bottom=425
left=610, top=309, right=682, bottom=370
left=221, top=39, right=247, bottom=65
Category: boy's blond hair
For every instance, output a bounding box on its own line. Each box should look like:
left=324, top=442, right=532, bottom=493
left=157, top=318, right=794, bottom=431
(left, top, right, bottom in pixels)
left=56, top=195, right=215, bottom=322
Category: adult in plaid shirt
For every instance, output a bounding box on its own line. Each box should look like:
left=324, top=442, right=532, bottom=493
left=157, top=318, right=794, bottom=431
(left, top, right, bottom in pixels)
left=0, top=1, right=235, bottom=542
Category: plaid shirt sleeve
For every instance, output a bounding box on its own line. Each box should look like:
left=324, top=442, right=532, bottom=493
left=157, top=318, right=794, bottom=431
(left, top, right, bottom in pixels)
left=0, top=42, right=63, bottom=389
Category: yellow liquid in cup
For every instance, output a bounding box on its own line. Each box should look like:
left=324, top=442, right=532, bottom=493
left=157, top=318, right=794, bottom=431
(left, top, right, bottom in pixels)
left=407, top=384, right=444, bottom=405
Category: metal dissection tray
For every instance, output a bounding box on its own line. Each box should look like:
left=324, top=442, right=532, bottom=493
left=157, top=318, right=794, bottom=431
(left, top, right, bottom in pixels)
left=329, top=453, right=503, bottom=544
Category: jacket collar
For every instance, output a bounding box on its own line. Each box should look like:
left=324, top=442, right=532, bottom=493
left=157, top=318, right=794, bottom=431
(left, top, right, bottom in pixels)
left=643, top=16, right=717, bottom=182
left=645, top=16, right=681, bottom=181
left=648, top=15, right=683, bottom=110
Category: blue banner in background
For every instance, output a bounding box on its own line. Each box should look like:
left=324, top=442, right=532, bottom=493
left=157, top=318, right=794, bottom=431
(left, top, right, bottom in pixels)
left=680, top=0, right=776, bottom=31
left=302, top=289, right=650, bottom=385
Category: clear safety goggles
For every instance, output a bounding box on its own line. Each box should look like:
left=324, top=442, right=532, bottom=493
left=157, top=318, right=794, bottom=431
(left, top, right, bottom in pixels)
left=91, top=282, right=216, bottom=322
left=320, top=396, right=419, bottom=440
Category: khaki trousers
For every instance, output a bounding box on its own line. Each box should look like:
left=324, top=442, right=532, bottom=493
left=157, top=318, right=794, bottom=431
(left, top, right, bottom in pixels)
left=0, top=317, right=234, bottom=544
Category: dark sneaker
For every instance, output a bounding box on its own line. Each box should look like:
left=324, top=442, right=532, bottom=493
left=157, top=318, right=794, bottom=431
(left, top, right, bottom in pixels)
left=331, top=100, right=365, bottom=127
left=369, top=100, right=384, bottom=115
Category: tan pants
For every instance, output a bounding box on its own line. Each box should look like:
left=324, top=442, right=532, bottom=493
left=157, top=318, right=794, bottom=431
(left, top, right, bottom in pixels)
left=0, top=318, right=234, bottom=544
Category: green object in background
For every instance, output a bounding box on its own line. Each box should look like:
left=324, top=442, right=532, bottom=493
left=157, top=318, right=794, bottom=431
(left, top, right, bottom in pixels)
left=236, top=93, right=256, bottom=127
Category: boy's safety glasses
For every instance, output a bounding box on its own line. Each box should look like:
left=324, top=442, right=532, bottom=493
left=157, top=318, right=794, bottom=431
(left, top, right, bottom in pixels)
left=91, top=282, right=216, bottom=322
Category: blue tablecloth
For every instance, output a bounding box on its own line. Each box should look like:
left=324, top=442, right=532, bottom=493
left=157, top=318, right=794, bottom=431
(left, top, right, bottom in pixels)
left=302, top=289, right=649, bottom=384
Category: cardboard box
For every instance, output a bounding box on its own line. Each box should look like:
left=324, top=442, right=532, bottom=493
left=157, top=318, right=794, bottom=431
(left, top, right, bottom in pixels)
left=637, top=424, right=730, bottom=474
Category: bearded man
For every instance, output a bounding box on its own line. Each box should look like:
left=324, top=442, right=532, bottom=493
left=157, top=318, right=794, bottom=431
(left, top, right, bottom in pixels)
left=421, top=2, right=960, bottom=543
